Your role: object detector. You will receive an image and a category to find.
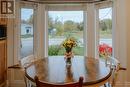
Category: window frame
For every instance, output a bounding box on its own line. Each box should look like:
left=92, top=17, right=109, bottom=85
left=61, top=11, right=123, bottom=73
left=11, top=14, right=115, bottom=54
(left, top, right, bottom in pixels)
left=45, top=4, right=87, bottom=57
left=13, top=1, right=113, bottom=65
left=14, top=2, right=37, bottom=63
left=95, top=1, right=113, bottom=58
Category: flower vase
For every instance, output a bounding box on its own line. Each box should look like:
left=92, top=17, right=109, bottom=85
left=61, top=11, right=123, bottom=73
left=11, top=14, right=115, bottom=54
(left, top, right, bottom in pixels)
left=66, top=57, right=71, bottom=66
left=65, top=51, right=72, bottom=66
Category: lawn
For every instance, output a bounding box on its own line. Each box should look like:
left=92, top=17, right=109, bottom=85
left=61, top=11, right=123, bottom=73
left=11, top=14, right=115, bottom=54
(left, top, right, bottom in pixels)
left=48, top=45, right=84, bottom=56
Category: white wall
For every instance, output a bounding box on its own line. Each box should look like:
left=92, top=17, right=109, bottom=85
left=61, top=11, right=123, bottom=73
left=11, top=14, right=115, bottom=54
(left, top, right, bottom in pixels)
left=7, top=19, right=15, bottom=66
left=116, top=0, right=130, bottom=86
left=114, top=0, right=130, bottom=86
left=126, top=0, right=130, bottom=85
left=113, top=0, right=127, bottom=86
left=114, top=0, right=127, bottom=67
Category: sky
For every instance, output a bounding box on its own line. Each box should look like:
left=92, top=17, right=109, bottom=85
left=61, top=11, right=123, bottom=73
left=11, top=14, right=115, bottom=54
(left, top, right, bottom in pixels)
left=48, top=11, right=83, bottom=23
left=21, top=8, right=112, bottom=22
left=21, top=8, right=33, bottom=20
left=99, top=8, right=112, bottom=20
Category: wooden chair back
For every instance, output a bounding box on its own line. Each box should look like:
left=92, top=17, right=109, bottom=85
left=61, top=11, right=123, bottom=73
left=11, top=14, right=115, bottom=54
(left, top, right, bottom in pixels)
left=34, top=76, right=83, bottom=87
left=19, top=55, right=36, bottom=87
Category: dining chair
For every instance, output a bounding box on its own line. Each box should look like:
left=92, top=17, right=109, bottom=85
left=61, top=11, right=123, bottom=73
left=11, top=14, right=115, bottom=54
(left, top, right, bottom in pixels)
left=19, top=55, right=36, bottom=87
left=7, top=64, right=34, bottom=87
left=104, top=56, right=126, bottom=87
left=34, top=76, right=83, bottom=87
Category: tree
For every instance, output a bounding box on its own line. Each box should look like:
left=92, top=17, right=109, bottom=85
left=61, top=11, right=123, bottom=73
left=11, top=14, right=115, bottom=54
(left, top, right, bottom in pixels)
left=54, top=21, right=64, bottom=36
left=64, top=20, right=77, bottom=32
left=100, top=20, right=107, bottom=31
left=21, top=19, right=27, bottom=24
left=99, top=19, right=112, bottom=31
left=77, top=22, right=83, bottom=31
left=104, top=19, right=112, bottom=30
left=48, top=16, right=64, bottom=36
left=27, top=14, right=33, bottom=24
left=48, top=15, right=54, bottom=30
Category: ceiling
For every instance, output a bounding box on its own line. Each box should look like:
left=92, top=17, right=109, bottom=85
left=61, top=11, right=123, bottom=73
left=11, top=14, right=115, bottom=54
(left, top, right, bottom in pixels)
left=21, top=0, right=109, bottom=4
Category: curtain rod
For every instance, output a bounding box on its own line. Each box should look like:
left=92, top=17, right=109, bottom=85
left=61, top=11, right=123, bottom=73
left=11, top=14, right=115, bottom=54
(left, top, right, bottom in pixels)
left=21, top=0, right=108, bottom=4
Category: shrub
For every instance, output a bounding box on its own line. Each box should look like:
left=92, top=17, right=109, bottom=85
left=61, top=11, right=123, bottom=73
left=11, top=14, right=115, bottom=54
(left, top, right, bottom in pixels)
left=48, top=45, right=61, bottom=56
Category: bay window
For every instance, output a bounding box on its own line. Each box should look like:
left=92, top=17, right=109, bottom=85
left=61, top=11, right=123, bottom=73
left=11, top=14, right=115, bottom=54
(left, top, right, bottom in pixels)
left=14, top=1, right=114, bottom=64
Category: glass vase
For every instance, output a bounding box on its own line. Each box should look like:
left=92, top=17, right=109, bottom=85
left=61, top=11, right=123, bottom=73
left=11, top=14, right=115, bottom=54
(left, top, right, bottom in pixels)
left=66, top=57, right=71, bottom=66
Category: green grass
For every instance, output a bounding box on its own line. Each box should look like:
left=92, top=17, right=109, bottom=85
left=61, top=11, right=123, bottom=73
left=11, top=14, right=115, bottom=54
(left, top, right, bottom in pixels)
left=48, top=45, right=84, bottom=56
left=100, top=29, right=112, bottom=38
left=73, top=47, right=84, bottom=55
left=48, top=45, right=61, bottom=55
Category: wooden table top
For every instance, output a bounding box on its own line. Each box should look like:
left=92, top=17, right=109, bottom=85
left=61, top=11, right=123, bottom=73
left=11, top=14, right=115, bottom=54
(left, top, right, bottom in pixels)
left=25, top=56, right=112, bottom=86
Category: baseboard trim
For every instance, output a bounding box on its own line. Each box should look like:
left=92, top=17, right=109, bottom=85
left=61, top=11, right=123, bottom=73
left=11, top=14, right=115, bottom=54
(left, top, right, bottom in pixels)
left=8, top=80, right=25, bottom=87
left=124, top=82, right=130, bottom=86
left=115, top=82, right=130, bottom=86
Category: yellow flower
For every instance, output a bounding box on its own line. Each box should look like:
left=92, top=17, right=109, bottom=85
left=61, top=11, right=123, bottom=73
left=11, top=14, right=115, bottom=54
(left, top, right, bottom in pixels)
left=61, top=37, right=78, bottom=52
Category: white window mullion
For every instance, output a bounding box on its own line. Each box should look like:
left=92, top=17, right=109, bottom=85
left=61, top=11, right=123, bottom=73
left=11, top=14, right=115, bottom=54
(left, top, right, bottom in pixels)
left=33, top=5, right=38, bottom=58
left=83, top=11, right=87, bottom=57
left=35, top=4, right=41, bottom=58
left=112, top=0, right=117, bottom=58
left=95, top=6, right=100, bottom=59
left=35, top=4, right=46, bottom=58
left=44, top=11, right=48, bottom=57
left=87, top=3, right=96, bottom=58
left=14, top=1, right=21, bottom=64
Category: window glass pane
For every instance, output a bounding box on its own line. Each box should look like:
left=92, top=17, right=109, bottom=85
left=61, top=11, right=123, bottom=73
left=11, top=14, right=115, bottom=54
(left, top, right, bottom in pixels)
left=48, top=11, right=84, bottom=56
left=20, top=8, right=34, bottom=58
left=99, top=7, right=112, bottom=58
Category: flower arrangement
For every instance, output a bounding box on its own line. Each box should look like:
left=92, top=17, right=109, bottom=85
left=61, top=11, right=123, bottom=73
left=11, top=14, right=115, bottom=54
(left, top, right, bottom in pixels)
left=99, top=43, right=112, bottom=58
left=62, top=37, right=78, bottom=53
left=62, top=37, right=78, bottom=64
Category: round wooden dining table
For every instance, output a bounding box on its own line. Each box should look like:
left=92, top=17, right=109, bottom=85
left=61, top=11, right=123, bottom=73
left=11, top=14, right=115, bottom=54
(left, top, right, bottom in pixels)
left=25, top=56, right=112, bottom=86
